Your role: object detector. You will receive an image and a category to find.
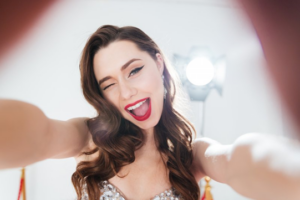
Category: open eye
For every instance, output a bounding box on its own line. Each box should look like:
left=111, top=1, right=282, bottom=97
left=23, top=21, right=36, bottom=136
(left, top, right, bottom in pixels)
left=129, top=66, right=144, bottom=77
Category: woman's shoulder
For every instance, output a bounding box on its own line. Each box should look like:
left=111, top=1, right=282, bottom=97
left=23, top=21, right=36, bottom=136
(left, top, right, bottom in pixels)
left=74, top=135, right=99, bottom=164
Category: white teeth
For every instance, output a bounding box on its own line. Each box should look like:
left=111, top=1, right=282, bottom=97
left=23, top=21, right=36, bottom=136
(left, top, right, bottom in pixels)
left=127, top=99, right=147, bottom=111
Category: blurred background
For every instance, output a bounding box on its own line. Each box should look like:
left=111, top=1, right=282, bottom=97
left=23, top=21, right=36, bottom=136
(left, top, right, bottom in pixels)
left=0, top=0, right=298, bottom=199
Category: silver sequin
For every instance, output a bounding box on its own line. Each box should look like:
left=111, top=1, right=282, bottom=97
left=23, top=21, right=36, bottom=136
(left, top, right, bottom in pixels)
left=81, top=180, right=183, bottom=200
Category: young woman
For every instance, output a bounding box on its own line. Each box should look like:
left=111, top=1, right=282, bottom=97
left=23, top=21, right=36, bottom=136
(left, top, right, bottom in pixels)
left=1, top=24, right=300, bottom=200
left=73, top=25, right=200, bottom=199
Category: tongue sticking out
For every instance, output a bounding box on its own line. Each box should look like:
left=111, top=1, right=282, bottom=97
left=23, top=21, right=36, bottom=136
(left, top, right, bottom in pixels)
left=132, top=99, right=149, bottom=116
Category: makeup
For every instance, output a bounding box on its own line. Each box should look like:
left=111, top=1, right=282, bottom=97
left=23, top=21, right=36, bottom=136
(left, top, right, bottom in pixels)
left=125, top=98, right=151, bottom=121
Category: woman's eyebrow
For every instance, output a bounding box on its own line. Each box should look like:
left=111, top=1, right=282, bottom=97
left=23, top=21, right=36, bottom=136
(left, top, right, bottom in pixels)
left=98, top=58, right=141, bottom=87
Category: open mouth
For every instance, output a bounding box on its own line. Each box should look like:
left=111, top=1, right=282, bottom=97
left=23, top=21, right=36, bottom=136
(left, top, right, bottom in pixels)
left=126, top=98, right=151, bottom=121
left=128, top=98, right=150, bottom=116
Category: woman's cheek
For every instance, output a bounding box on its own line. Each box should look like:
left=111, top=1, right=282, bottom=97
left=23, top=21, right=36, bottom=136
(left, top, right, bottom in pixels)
left=106, top=91, right=118, bottom=106
left=141, top=72, right=158, bottom=87
left=135, top=75, right=149, bottom=88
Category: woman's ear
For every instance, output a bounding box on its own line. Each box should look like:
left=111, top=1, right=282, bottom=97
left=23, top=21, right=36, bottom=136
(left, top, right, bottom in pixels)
left=155, top=53, right=164, bottom=76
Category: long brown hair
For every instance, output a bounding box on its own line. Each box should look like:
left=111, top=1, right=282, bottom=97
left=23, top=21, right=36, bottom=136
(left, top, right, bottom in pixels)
left=72, top=25, right=200, bottom=200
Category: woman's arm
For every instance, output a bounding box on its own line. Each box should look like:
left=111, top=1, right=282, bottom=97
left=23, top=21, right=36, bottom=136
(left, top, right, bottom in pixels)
left=192, top=133, right=300, bottom=200
left=0, top=99, right=91, bottom=169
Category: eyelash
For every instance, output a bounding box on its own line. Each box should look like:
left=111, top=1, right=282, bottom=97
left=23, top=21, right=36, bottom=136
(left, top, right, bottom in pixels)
left=103, top=66, right=144, bottom=90
left=129, top=66, right=144, bottom=76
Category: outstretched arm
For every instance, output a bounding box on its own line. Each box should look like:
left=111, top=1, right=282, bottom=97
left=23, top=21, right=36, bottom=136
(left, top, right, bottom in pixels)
left=192, top=133, right=300, bottom=200
left=0, top=99, right=91, bottom=169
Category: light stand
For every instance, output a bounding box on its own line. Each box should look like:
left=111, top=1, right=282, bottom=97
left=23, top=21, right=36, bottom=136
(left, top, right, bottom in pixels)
left=173, top=47, right=226, bottom=199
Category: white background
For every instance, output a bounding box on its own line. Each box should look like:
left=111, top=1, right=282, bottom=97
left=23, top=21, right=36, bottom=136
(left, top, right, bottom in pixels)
left=0, top=0, right=298, bottom=199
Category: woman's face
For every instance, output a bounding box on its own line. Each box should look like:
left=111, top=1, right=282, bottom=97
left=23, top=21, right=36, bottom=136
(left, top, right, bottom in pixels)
left=93, top=40, right=165, bottom=132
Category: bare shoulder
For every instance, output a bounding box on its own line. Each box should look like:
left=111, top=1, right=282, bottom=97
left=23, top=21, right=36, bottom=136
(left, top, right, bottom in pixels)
left=191, top=137, right=231, bottom=183
left=47, top=117, right=93, bottom=159
left=192, top=133, right=300, bottom=200
left=190, top=133, right=279, bottom=183
left=74, top=134, right=99, bottom=165
left=190, top=138, right=219, bottom=182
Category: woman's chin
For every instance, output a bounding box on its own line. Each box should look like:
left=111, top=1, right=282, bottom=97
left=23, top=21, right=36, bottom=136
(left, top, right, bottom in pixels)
left=122, top=112, right=160, bottom=131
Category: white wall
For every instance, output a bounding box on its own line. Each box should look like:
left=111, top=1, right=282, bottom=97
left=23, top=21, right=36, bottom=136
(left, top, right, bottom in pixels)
left=0, top=0, right=294, bottom=199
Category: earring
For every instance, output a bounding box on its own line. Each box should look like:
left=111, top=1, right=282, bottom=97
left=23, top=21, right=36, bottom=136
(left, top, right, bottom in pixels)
left=162, top=75, right=167, bottom=99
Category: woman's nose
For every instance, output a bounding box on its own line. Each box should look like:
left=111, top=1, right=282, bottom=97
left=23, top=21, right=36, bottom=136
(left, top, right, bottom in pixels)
left=119, top=82, right=136, bottom=100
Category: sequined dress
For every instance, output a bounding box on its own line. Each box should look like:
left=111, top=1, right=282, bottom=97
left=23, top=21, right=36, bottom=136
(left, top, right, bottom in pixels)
left=81, top=180, right=183, bottom=200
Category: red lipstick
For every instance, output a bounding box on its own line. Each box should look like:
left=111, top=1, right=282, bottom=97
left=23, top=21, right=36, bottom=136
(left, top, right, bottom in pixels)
left=124, top=98, right=151, bottom=121
left=124, top=97, right=148, bottom=110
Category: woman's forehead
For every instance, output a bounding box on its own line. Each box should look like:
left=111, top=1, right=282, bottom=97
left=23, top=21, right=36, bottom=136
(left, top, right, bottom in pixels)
left=93, top=40, right=146, bottom=71
left=93, top=40, right=152, bottom=81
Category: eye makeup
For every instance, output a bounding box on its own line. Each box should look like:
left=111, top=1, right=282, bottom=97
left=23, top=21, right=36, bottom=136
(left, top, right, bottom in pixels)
left=102, top=65, right=144, bottom=91
left=128, top=65, right=144, bottom=77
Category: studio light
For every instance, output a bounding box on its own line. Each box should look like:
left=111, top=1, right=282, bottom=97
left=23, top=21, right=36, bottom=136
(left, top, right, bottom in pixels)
left=173, top=47, right=227, bottom=137
left=173, top=47, right=226, bottom=102
left=186, top=57, right=215, bottom=86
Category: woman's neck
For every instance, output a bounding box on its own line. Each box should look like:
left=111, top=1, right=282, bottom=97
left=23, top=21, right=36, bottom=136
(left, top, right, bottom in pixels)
left=135, top=127, right=160, bottom=161
left=111, top=126, right=169, bottom=186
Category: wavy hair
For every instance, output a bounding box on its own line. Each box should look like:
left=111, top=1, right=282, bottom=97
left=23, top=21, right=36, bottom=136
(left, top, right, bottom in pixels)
left=71, top=25, right=200, bottom=200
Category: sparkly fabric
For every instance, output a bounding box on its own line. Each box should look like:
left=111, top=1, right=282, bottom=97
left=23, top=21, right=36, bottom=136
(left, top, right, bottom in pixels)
left=81, top=180, right=183, bottom=200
